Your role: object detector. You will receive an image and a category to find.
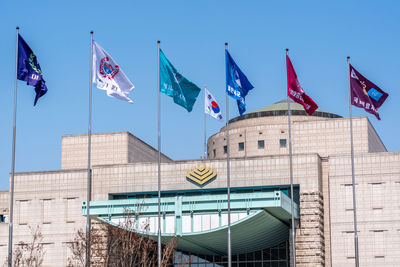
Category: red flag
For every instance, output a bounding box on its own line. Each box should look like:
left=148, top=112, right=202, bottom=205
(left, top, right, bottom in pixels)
left=286, top=55, right=318, bottom=115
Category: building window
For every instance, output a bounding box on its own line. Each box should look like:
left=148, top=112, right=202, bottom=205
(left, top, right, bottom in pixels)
left=223, top=146, right=227, bottom=154
left=238, top=142, right=244, bottom=151
left=213, top=149, right=216, bottom=158
left=258, top=140, right=264, bottom=149
left=280, top=139, right=287, bottom=148
left=18, top=200, right=30, bottom=225
left=65, top=197, right=78, bottom=223
left=42, top=199, right=53, bottom=224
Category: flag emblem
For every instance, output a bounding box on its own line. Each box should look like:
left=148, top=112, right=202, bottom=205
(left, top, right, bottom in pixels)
left=234, top=70, right=242, bottom=88
left=99, top=57, right=120, bottom=80
left=351, top=69, right=359, bottom=80
left=367, top=88, right=382, bottom=101
left=173, top=71, right=183, bottom=84
left=28, top=53, right=42, bottom=75
left=211, top=101, right=220, bottom=113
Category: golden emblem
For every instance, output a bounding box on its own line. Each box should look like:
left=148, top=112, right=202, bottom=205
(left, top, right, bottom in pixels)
left=360, top=81, right=369, bottom=96
left=186, top=166, right=217, bottom=186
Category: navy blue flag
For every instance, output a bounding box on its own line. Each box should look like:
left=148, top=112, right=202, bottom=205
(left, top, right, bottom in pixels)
left=17, top=34, right=48, bottom=105
left=225, top=50, right=254, bottom=116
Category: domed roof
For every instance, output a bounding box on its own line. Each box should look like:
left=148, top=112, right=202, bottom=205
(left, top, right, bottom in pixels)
left=229, top=99, right=341, bottom=123
left=251, top=99, right=323, bottom=113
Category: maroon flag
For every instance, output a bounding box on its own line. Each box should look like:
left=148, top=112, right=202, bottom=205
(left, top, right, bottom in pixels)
left=286, top=55, right=318, bottom=115
left=349, top=64, right=388, bottom=120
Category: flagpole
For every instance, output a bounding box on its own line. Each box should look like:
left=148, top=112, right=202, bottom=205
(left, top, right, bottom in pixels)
left=286, top=48, right=296, bottom=267
left=347, top=56, right=360, bottom=267
left=225, top=42, right=232, bottom=267
left=204, top=86, right=207, bottom=160
left=86, top=30, right=94, bottom=267
left=8, top=25, right=19, bottom=267
left=157, top=40, right=162, bottom=267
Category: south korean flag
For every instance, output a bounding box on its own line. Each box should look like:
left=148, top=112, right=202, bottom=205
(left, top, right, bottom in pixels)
left=205, top=88, right=223, bottom=122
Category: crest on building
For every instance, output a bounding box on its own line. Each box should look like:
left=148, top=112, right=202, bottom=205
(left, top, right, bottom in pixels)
left=186, top=166, right=217, bottom=186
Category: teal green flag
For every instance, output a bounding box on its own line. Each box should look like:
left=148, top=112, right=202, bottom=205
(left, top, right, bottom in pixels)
left=160, top=49, right=201, bottom=112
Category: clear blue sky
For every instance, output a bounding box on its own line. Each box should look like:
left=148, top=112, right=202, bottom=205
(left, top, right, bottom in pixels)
left=0, top=1, right=398, bottom=190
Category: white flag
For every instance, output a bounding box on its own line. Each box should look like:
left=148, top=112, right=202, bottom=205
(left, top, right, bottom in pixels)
left=205, top=88, right=223, bottom=122
left=92, top=41, right=134, bottom=103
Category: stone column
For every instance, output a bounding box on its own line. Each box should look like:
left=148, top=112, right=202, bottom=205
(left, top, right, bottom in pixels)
left=294, top=191, right=325, bottom=267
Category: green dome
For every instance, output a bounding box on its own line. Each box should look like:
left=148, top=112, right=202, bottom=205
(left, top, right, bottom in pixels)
left=230, top=99, right=341, bottom=124
left=251, top=99, right=325, bottom=113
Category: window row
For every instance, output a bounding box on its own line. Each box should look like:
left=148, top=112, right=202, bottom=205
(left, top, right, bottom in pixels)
left=16, top=197, right=80, bottom=225
left=210, top=139, right=287, bottom=157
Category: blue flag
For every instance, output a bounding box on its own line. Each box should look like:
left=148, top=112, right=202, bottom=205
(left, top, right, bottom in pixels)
left=160, top=49, right=201, bottom=112
left=17, top=34, right=48, bottom=105
left=225, top=50, right=254, bottom=116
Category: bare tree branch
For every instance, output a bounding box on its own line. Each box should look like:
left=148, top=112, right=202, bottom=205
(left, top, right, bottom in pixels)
left=67, top=208, right=176, bottom=266
left=3, top=225, right=45, bottom=267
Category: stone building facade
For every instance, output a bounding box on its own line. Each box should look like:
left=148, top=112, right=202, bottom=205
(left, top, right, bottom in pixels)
left=0, top=100, right=398, bottom=266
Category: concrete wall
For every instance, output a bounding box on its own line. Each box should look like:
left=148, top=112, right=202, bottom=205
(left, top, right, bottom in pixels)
left=91, top=154, right=321, bottom=199
left=367, top=120, right=387, bottom=153
left=208, top=115, right=318, bottom=159
left=62, top=132, right=130, bottom=169
left=127, top=132, right=172, bottom=164
left=208, top=116, right=386, bottom=160
left=0, top=169, right=87, bottom=266
left=61, top=132, right=172, bottom=170
left=328, top=152, right=400, bottom=266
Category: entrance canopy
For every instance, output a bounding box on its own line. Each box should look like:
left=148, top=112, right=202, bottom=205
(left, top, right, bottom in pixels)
left=82, top=190, right=299, bottom=255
